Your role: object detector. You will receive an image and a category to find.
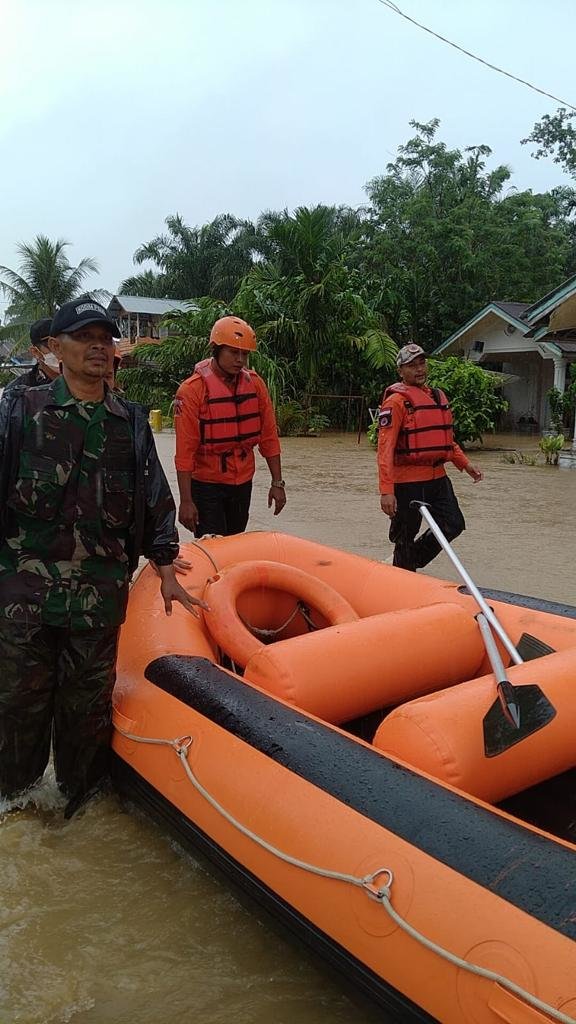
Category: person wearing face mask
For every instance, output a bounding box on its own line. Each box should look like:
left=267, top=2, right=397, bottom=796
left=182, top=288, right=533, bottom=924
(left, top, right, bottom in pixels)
left=0, top=298, right=207, bottom=818
left=174, top=316, right=286, bottom=538
left=1, top=318, right=60, bottom=400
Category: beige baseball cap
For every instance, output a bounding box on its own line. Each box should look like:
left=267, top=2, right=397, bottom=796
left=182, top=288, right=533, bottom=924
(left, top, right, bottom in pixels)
left=396, top=343, right=426, bottom=367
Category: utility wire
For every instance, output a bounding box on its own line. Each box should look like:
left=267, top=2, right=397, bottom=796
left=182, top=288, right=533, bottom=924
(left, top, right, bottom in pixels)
left=374, top=0, right=576, bottom=112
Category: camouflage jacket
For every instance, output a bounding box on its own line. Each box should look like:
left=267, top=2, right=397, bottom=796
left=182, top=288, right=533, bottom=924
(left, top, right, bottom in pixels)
left=0, top=379, right=178, bottom=628
left=1, top=363, right=50, bottom=401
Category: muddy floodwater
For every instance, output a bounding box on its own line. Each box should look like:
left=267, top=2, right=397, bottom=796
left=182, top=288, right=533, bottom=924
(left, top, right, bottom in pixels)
left=1, top=433, right=575, bottom=1024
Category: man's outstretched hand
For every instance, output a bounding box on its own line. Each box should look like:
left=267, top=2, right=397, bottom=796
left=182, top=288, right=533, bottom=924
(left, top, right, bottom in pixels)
left=151, top=563, right=210, bottom=617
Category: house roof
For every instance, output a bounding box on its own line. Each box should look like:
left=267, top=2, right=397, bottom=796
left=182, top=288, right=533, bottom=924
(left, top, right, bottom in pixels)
left=107, top=295, right=192, bottom=316
left=522, top=273, right=576, bottom=325
left=434, top=301, right=530, bottom=356
left=435, top=275, right=576, bottom=358
left=493, top=301, right=530, bottom=320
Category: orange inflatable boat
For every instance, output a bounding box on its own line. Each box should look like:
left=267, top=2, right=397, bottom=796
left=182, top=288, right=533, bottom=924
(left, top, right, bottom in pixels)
left=112, top=532, right=576, bottom=1024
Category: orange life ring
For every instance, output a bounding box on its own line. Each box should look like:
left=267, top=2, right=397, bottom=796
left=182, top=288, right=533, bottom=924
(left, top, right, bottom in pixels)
left=204, top=559, right=358, bottom=668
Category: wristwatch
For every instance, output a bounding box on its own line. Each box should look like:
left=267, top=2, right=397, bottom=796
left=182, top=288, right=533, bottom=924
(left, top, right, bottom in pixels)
left=271, top=479, right=286, bottom=488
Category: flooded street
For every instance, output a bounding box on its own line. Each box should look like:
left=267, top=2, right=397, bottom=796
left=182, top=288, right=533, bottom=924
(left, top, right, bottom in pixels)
left=1, top=432, right=575, bottom=1024
left=244, top=432, right=575, bottom=604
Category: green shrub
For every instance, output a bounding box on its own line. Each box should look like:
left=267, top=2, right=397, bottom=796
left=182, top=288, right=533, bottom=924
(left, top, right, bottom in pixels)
left=307, top=412, right=331, bottom=434
left=427, top=357, right=508, bottom=446
left=547, top=369, right=576, bottom=434
left=276, top=401, right=308, bottom=436
left=539, top=433, right=565, bottom=465
left=367, top=358, right=508, bottom=448
left=367, top=419, right=378, bottom=447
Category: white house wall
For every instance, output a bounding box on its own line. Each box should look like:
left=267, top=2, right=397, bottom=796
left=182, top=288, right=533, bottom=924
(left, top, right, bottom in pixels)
left=458, top=320, right=557, bottom=430
left=459, top=319, right=528, bottom=357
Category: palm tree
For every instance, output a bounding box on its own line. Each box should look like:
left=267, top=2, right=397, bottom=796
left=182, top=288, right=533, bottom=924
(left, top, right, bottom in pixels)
left=0, top=236, right=99, bottom=352
left=130, top=213, right=256, bottom=301
left=117, top=269, right=170, bottom=298
left=236, top=205, right=397, bottom=388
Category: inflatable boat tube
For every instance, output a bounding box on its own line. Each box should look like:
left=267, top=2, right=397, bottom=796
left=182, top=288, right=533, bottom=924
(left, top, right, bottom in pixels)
left=203, top=559, right=358, bottom=667
left=373, top=646, right=576, bottom=802
left=244, top=602, right=485, bottom=723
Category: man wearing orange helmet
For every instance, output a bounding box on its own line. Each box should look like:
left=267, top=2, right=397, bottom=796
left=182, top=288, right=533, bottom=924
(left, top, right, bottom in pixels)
left=174, top=316, right=286, bottom=537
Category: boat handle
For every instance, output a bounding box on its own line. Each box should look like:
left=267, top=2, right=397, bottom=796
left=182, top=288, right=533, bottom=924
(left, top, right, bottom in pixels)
left=489, top=982, right=563, bottom=1023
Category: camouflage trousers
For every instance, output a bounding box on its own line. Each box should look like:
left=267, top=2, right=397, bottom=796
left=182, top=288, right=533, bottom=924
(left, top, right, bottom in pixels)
left=0, top=620, right=119, bottom=808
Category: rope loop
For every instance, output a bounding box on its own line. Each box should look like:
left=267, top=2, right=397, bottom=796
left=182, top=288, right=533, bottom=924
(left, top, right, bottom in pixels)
left=174, top=735, right=193, bottom=755
left=362, top=867, right=394, bottom=902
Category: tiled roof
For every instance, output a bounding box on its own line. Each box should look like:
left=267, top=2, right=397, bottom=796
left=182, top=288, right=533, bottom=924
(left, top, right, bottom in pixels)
left=492, top=301, right=530, bottom=320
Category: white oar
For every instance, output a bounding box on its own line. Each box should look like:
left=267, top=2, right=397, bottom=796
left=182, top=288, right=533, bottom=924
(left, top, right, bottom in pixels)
left=410, top=501, right=558, bottom=755
left=476, top=612, right=521, bottom=729
left=412, top=501, right=522, bottom=666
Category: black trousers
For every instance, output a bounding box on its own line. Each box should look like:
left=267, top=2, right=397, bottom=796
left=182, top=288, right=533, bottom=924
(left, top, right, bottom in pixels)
left=191, top=479, right=253, bottom=537
left=0, top=621, right=119, bottom=805
left=389, top=475, right=465, bottom=571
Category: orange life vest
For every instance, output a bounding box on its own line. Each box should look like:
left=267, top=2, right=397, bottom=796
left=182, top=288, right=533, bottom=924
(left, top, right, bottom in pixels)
left=195, top=360, right=261, bottom=456
left=384, top=383, right=454, bottom=467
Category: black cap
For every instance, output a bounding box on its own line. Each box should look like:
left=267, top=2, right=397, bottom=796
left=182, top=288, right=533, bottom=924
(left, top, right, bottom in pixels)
left=29, top=317, right=53, bottom=347
left=51, top=299, right=118, bottom=337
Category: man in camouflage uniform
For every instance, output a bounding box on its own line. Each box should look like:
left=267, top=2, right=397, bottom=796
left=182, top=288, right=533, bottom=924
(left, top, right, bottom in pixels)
left=0, top=299, right=206, bottom=817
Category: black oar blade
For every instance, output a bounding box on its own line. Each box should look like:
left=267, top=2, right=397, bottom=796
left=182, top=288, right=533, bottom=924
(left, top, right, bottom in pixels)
left=516, top=632, right=556, bottom=661
left=483, top=684, right=557, bottom=758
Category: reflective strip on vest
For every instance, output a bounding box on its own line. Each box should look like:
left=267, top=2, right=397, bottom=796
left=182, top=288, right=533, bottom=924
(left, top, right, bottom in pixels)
left=195, top=362, right=262, bottom=454
left=384, top=383, right=454, bottom=467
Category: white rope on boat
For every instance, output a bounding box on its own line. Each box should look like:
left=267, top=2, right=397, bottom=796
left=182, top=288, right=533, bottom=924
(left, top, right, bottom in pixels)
left=186, top=539, right=219, bottom=574
left=114, top=727, right=576, bottom=1024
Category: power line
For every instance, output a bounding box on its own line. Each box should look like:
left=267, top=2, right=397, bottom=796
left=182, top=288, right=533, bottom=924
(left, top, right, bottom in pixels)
left=374, top=0, right=576, bottom=112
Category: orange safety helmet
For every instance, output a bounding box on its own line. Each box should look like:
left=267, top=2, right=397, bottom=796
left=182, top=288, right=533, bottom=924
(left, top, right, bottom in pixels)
left=209, top=316, right=257, bottom=352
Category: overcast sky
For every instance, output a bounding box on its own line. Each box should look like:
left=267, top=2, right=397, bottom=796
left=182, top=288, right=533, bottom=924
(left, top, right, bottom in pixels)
left=1, top=0, right=575, bottom=313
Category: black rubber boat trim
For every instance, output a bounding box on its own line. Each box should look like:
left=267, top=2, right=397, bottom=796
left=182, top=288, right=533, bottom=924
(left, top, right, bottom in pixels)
left=459, top=586, right=576, bottom=620
left=140, top=656, right=576, bottom=943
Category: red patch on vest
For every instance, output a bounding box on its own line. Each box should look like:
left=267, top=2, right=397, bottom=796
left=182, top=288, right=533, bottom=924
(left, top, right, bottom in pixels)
left=378, top=408, right=392, bottom=428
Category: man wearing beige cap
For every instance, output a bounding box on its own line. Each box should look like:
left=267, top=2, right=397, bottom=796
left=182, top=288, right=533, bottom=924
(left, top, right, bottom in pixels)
left=377, top=344, right=483, bottom=571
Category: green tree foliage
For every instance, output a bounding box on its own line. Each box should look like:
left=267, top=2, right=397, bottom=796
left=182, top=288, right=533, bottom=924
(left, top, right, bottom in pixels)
left=118, top=337, right=206, bottom=414
left=126, top=213, right=256, bottom=301
left=363, top=120, right=573, bottom=347
left=118, top=119, right=576, bottom=436
left=0, top=236, right=99, bottom=351
left=235, top=205, right=397, bottom=392
left=522, top=108, right=576, bottom=179
left=117, top=269, right=171, bottom=297
left=522, top=109, right=576, bottom=273
left=120, top=297, right=290, bottom=412
left=119, top=298, right=225, bottom=412
left=427, top=357, right=508, bottom=445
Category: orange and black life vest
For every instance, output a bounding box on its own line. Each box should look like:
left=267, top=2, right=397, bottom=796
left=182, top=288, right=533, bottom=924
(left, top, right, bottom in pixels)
left=384, top=383, right=454, bottom=467
left=195, top=360, right=262, bottom=456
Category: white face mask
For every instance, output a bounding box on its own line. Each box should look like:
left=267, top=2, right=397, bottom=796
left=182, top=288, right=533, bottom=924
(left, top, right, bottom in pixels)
left=42, top=352, right=60, bottom=370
